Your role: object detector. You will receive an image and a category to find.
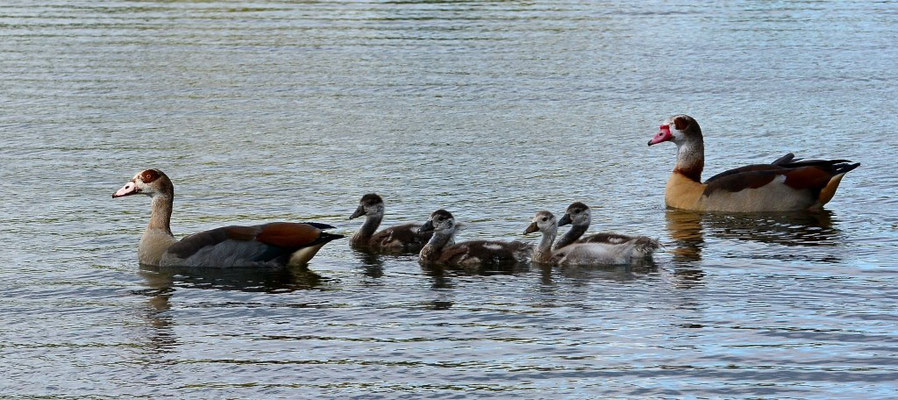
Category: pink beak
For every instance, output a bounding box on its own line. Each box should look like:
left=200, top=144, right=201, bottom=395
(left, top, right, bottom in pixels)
left=112, top=181, right=139, bottom=198
left=648, top=125, right=673, bottom=146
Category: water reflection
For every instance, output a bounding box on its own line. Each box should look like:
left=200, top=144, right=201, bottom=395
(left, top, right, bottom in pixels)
left=701, top=210, right=840, bottom=247
left=665, top=209, right=844, bottom=285
left=666, top=210, right=705, bottom=264
left=425, top=263, right=532, bottom=277
left=131, top=277, right=177, bottom=354
left=666, top=209, right=843, bottom=262
left=421, top=264, right=455, bottom=290
left=137, top=264, right=326, bottom=293
left=553, top=262, right=659, bottom=283
left=351, top=250, right=386, bottom=279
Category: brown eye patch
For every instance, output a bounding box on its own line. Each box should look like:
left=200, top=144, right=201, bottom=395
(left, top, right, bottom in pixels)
left=141, top=169, right=160, bottom=183
left=673, top=116, right=689, bottom=130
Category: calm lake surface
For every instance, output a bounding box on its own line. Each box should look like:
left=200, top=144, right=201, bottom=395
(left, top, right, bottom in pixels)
left=2, top=0, right=897, bottom=398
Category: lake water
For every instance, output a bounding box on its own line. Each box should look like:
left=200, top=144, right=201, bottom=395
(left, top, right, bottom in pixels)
left=2, top=0, right=897, bottom=398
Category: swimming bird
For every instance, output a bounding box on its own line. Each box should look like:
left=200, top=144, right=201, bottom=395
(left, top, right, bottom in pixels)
left=525, top=210, right=659, bottom=266
left=418, top=209, right=531, bottom=270
left=348, top=193, right=433, bottom=254
left=554, top=202, right=645, bottom=250
left=113, top=169, right=342, bottom=268
left=648, top=114, right=859, bottom=212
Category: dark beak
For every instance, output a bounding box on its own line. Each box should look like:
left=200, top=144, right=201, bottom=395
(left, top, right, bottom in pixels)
left=558, top=214, right=572, bottom=226
left=523, top=222, right=539, bottom=235
left=349, top=206, right=365, bottom=220
left=419, top=220, right=435, bottom=233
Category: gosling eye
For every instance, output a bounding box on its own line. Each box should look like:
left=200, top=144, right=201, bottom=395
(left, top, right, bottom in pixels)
left=541, top=217, right=547, bottom=222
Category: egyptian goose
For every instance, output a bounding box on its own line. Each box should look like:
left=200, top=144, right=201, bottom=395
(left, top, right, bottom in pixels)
left=648, top=114, right=860, bottom=212
left=418, top=209, right=531, bottom=270
left=554, top=202, right=648, bottom=250
left=525, top=211, right=659, bottom=266
left=348, top=193, right=433, bottom=254
left=113, top=169, right=342, bottom=268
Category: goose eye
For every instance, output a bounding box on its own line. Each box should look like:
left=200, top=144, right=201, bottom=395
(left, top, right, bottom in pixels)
left=541, top=217, right=547, bottom=222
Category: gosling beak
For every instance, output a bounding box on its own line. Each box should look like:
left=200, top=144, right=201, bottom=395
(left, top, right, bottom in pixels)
left=523, top=222, right=539, bottom=235
left=419, top=220, right=435, bottom=233
left=558, top=214, right=572, bottom=226
left=349, top=206, right=365, bottom=220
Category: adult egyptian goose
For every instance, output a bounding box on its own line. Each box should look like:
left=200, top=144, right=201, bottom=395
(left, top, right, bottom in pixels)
left=554, top=202, right=646, bottom=250
left=525, top=211, right=659, bottom=266
left=418, top=209, right=531, bottom=270
left=113, top=169, right=343, bottom=268
left=348, top=193, right=433, bottom=254
left=648, top=114, right=860, bottom=212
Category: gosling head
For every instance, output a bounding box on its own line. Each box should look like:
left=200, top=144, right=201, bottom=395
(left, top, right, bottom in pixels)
left=349, top=193, right=385, bottom=220
left=558, top=202, right=591, bottom=227
left=112, top=169, right=173, bottom=199
left=524, top=210, right=557, bottom=235
left=419, top=209, right=456, bottom=235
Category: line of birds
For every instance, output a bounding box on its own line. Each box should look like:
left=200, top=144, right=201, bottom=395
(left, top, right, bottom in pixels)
left=113, top=115, right=859, bottom=270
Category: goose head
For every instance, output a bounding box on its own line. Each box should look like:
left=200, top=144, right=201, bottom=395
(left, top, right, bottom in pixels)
left=419, top=209, right=457, bottom=236
left=112, top=169, right=173, bottom=199
left=524, top=210, right=557, bottom=235
left=558, top=202, right=591, bottom=228
left=349, top=193, right=385, bottom=220
left=647, top=114, right=702, bottom=147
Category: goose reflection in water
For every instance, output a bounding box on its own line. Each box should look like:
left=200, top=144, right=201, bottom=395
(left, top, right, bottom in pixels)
left=665, top=209, right=844, bottom=279
left=534, top=261, right=660, bottom=288
left=137, top=264, right=326, bottom=294
left=351, top=249, right=387, bottom=279
left=130, top=276, right=177, bottom=356
left=701, top=210, right=840, bottom=247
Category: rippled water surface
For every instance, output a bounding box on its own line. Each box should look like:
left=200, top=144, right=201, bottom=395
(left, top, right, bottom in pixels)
left=2, top=1, right=898, bottom=398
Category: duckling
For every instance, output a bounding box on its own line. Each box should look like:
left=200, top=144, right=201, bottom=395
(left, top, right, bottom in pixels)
left=554, top=202, right=649, bottom=250
left=418, top=209, right=532, bottom=270
left=349, top=193, right=433, bottom=254
left=525, top=210, right=659, bottom=266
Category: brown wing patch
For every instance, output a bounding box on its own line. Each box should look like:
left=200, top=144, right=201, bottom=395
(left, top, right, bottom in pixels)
left=255, top=222, right=321, bottom=249
left=705, top=164, right=784, bottom=184
left=223, top=226, right=260, bottom=241
left=783, top=166, right=833, bottom=190
left=703, top=170, right=779, bottom=196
